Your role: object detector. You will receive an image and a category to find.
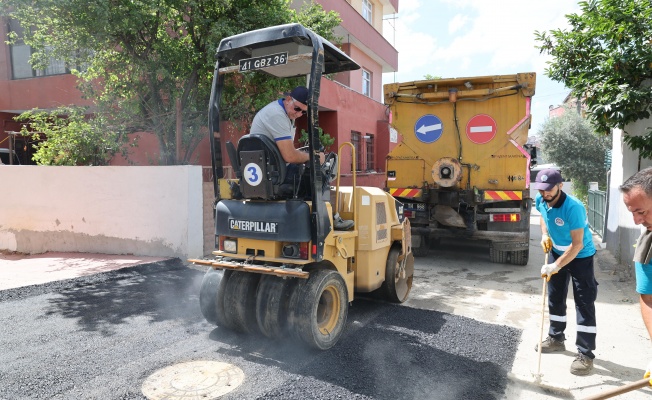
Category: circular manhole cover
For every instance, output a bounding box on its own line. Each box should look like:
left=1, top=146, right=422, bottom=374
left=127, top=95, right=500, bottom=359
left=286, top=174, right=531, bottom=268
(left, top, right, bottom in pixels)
left=141, top=360, right=244, bottom=399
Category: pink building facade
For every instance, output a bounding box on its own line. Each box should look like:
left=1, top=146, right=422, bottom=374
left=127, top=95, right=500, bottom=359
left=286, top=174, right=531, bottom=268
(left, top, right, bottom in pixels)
left=1, top=0, right=399, bottom=187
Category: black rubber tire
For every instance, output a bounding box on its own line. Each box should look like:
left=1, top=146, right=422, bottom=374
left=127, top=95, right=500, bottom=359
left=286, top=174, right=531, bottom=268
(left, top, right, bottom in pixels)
left=510, top=249, right=529, bottom=266
left=255, top=275, right=296, bottom=339
left=215, top=270, right=234, bottom=330
left=489, top=246, right=508, bottom=263
left=489, top=246, right=529, bottom=266
left=377, top=247, right=414, bottom=303
left=221, top=271, right=261, bottom=334
left=199, top=268, right=222, bottom=324
left=412, top=234, right=429, bottom=257
left=288, top=269, right=348, bottom=350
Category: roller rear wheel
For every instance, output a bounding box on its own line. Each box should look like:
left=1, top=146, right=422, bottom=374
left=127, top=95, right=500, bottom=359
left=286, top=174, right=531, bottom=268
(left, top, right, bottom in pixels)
left=199, top=268, right=222, bottom=324
left=221, top=271, right=261, bottom=334
left=215, top=270, right=234, bottom=329
left=256, top=275, right=295, bottom=339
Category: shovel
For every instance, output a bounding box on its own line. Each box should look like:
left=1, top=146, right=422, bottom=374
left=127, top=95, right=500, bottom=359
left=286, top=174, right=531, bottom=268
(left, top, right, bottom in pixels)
left=582, top=378, right=650, bottom=400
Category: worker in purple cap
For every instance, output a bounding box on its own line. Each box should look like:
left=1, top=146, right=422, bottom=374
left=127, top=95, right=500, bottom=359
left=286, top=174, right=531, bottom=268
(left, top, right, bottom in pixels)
left=532, top=167, right=597, bottom=376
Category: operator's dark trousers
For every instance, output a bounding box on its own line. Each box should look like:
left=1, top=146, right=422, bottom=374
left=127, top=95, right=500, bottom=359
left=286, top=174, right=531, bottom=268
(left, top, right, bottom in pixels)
left=548, top=251, right=598, bottom=359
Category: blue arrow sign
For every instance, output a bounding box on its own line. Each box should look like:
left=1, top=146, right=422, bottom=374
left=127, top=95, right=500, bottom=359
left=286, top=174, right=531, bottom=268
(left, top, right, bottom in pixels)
left=414, top=114, right=443, bottom=143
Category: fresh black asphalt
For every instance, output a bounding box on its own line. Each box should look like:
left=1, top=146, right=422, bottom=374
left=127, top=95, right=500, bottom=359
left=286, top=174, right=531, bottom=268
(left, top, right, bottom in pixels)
left=0, top=259, right=521, bottom=400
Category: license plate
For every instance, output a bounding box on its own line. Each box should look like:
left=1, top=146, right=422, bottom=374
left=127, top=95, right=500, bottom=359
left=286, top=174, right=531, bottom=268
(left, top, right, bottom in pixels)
left=239, top=52, right=288, bottom=72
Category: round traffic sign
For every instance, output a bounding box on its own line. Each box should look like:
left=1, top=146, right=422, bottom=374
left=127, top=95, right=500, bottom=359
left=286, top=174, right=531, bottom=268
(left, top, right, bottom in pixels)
left=466, top=114, right=497, bottom=144
left=414, top=114, right=443, bottom=144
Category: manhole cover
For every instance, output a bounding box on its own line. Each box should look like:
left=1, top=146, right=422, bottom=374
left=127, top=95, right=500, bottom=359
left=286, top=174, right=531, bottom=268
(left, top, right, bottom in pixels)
left=142, top=360, right=244, bottom=399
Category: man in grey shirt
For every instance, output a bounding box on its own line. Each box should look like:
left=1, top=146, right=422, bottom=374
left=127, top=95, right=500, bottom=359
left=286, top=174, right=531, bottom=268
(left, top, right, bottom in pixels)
left=249, top=86, right=352, bottom=229
left=250, top=86, right=311, bottom=164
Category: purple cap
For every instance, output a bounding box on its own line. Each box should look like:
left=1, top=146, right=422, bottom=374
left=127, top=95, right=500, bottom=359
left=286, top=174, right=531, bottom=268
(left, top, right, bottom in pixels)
left=286, top=86, right=308, bottom=105
left=532, top=168, right=563, bottom=190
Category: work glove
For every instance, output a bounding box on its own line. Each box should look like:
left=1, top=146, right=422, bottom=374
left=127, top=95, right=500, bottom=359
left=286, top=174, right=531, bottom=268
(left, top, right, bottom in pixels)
left=645, top=360, right=652, bottom=386
left=541, top=234, right=552, bottom=253
left=540, top=262, right=561, bottom=282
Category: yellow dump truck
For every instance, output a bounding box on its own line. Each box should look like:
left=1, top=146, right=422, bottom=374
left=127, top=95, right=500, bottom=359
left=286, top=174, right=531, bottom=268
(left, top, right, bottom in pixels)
left=384, top=73, right=536, bottom=265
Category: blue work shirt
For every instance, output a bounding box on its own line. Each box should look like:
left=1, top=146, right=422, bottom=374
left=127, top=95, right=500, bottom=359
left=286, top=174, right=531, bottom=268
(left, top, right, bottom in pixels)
left=535, top=191, right=596, bottom=259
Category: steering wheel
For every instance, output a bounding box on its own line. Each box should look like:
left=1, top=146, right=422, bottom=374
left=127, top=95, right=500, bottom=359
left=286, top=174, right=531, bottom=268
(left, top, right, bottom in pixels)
left=321, top=152, right=338, bottom=182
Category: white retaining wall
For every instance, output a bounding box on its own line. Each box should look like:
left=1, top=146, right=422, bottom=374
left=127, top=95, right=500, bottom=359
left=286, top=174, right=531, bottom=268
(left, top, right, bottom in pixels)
left=0, top=166, right=203, bottom=259
left=605, top=119, right=652, bottom=265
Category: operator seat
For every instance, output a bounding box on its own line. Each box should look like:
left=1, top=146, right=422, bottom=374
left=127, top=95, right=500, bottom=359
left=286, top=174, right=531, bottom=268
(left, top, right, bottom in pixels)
left=236, top=134, right=287, bottom=200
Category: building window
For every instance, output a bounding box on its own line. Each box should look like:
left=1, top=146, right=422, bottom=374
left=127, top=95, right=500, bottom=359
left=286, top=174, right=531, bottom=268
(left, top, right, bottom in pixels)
left=351, top=131, right=375, bottom=172
left=351, top=131, right=363, bottom=172
left=362, top=0, right=373, bottom=23
left=365, top=134, right=375, bottom=171
left=9, top=19, right=69, bottom=79
left=362, top=69, right=371, bottom=97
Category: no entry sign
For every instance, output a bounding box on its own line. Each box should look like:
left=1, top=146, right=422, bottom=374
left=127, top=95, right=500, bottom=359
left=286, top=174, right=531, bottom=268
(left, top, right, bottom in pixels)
left=466, top=114, right=497, bottom=144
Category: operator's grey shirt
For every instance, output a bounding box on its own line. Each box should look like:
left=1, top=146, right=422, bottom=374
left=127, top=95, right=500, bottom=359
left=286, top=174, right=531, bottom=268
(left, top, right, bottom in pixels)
left=250, top=99, right=295, bottom=142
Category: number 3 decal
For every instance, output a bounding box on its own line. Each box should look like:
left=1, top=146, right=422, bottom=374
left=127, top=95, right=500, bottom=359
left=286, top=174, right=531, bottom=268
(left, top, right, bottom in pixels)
left=244, top=163, right=263, bottom=186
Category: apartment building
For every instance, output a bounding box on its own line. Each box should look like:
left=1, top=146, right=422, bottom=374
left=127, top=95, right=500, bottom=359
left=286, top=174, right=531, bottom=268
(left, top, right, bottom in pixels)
left=0, top=0, right=399, bottom=186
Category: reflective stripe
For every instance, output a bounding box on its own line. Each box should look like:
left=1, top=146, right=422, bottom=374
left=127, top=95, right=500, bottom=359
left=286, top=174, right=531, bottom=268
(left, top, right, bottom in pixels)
left=577, top=325, right=597, bottom=334
left=550, top=314, right=567, bottom=322
left=553, top=244, right=570, bottom=251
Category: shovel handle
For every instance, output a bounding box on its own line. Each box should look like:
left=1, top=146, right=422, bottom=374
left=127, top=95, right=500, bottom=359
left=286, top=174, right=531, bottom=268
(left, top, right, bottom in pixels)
left=536, top=251, right=550, bottom=376
left=582, top=378, right=650, bottom=400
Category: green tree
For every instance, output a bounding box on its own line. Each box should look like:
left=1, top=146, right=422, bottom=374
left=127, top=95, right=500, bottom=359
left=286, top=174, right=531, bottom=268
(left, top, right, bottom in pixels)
left=535, top=0, right=652, bottom=156
left=423, top=74, right=442, bottom=80
left=298, top=127, right=335, bottom=151
left=3, top=0, right=341, bottom=165
left=538, top=108, right=610, bottom=202
left=15, top=106, right=127, bottom=166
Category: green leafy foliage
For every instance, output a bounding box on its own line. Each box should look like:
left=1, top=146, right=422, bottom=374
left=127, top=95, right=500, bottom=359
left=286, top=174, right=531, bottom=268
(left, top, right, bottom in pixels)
left=538, top=108, right=609, bottom=202
left=298, top=127, right=335, bottom=151
left=14, top=107, right=127, bottom=166
left=423, top=74, right=442, bottom=80
left=3, top=0, right=341, bottom=165
left=535, top=0, right=652, bottom=154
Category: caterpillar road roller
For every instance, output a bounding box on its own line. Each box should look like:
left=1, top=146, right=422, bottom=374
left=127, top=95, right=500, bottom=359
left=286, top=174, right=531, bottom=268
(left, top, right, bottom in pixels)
left=384, top=73, right=537, bottom=265
left=189, top=24, right=414, bottom=350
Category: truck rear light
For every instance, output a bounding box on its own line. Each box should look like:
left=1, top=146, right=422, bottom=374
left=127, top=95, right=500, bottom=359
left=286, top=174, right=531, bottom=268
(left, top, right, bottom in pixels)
left=404, top=210, right=416, bottom=218
left=489, top=213, right=521, bottom=222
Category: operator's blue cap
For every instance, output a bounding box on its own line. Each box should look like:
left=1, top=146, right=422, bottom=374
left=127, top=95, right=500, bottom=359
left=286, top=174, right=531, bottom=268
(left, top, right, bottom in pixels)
left=533, top=168, right=563, bottom=190
left=286, top=86, right=308, bottom=105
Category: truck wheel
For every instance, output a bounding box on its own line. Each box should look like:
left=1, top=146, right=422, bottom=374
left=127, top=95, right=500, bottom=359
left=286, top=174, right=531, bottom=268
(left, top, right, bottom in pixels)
left=489, top=246, right=508, bottom=264
left=510, top=249, right=529, bottom=266
left=377, top=247, right=414, bottom=303
left=256, top=275, right=295, bottom=339
left=288, top=269, right=348, bottom=350
left=222, top=271, right=261, bottom=334
left=199, top=267, right=222, bottom=324
left=412, top=234, right=429, bottom=257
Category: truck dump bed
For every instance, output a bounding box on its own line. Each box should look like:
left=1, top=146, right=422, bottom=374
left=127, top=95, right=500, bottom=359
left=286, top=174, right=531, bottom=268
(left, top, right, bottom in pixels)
left=384, top=73, right=537, bottom=265
left=384, top=73, right=535, bottom=192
